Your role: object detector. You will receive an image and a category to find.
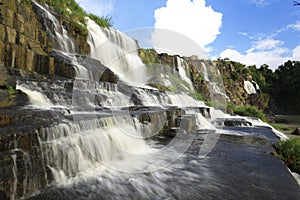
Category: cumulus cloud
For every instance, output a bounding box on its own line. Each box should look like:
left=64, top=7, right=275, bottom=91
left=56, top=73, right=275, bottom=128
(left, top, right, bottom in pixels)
left=75, top=0, right=114, bottom=16
left=220, top=38, right=299, bottom=70
left=153, top=0, right=222, bottom=56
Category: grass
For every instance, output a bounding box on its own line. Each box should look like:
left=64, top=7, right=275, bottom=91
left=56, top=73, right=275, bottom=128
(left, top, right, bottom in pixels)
left=276, top=138, right=300, bottom=174
left=233, top=105, right=267, bottom=122
left=88, top=14, right=113, bottom=28
left=189, top=92, right=203, bottom=101
left=22, top=0, right=113, bottom=36
left=271, top=123, right=294, bottom=132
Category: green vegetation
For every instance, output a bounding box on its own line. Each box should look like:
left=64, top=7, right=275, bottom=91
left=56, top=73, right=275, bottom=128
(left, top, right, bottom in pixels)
left=88, top=14, right=113, bottom=28
left=8, top=86, right=15, bottom=96
left=270, top=124, right=294, bottom=132
left=139, top=49, right=158, bottom=64
left=205, top=101, right=228, bottom=110
left=22, top=0, right=113, bottom=36
left=271, top=61, right=300, bottom=114
left=147, top=83, right=172, bottom=92
left=37, top=0, right=88, bottom=35
left=189, top=92, right=203, bottom=101
left=233, top=105, right=267, bottom=122
left=276, top=138, right=300, bottom=174
left=21, top=0, right=31, bottom=6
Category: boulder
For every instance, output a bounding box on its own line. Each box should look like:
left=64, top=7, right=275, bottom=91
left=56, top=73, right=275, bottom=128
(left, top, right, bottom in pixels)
left=291, top=128, right=300, bottom=136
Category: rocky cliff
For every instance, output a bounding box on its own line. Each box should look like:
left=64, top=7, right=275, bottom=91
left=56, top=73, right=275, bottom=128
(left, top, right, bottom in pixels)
left=138, top=49, right=266, bottom=112
left=0, top=0, right=91, bottom=108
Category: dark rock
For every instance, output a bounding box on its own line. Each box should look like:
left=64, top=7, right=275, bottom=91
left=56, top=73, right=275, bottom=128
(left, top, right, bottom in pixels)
left=291, top=128, right=300, bottom=135
left=214, top=118, right=252, bottom=127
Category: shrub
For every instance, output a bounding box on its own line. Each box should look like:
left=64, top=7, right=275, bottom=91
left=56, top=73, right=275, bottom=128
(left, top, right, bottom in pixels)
left=276, top=138, right=300, bottom=174
left=233, top=105, right=266, bottom=122
left=88, top=14, right=113, bottom=28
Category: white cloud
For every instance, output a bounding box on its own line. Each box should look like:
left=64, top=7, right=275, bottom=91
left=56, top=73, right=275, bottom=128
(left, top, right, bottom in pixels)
left=251, top=39, right=284, bottom=51
left=75, top=0, right=114, bottom=16
left=249, top=0, right=272, bottom=7
left=238, top=32, right=248, bottom=36
left=220, top=38, right=299, bottom=70
left=293, top=46, right=300, bottom=59
left=287, top=21, right=300, bottom=31
left=154, top=0, right=222, bottom=54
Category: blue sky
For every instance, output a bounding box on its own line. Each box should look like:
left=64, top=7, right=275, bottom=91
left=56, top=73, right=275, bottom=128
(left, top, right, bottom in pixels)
left=76, top=0, right=300, bottom=69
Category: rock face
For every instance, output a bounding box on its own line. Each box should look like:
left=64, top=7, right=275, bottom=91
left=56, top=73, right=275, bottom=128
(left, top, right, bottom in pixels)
left=0, top=0, right=91, bottom=107
left=0, top=1, right=93, bottom=198
left=138, top=49, right=267, bottom=111
left=0, top=0, right=103, bottom=110
left=291, top=128, right=300, bottom=135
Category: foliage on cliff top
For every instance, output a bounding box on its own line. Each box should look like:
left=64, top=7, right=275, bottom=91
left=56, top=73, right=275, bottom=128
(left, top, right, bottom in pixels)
left=88, top=14, right=113, bottom=28
left=233, top=105, right=266, bottom=122
left=23, top=0, right=113, bottom=35
left=276, top=138, right=300, bottom=174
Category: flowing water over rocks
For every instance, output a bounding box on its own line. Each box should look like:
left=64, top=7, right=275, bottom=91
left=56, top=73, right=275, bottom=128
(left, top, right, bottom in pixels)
left=0, top=1, right=299, bottom=200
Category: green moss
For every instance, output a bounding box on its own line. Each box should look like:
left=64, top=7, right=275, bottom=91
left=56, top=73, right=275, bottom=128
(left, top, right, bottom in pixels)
left=8, top=86, right=15, bottom=95
left=276, top=138, right=300, bottom=174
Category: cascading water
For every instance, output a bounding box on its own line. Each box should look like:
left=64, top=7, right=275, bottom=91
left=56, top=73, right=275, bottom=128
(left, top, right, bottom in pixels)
left=244, top=80, right=260, bottom=94
left=14, top=1, right=212, bottom=184
left=16, top=84, right=54, bottom=110
left=10, top=2, right=296, bottom=200
left=32, top=1, right=76, bottom=53
left=176, top=57, right=194, bottom=91
left=87, top=19, right=147, bottom=85
left=199, top=60, right=229, bottom=100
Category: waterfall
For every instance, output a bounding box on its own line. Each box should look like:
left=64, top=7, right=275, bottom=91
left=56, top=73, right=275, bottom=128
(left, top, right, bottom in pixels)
left=32, top=1, right=76, bottom=53
left=244, top=81, right=258, bottom=94
left=16, top=84, right=54, bottom=110
left=201, top=62, right=210, bottom=82
left=87, top=19, right=147, bottom=85
left=39, top=116, right=154, bottom=180
left=199, top=61, right=229, bottom=100
left=176, top=57, right=194, bottom=91
left=10, top=154, right=17, bottom=200
left=167, top=93, right=204, bottom=107
left=3, top=2, right=296, bottom=199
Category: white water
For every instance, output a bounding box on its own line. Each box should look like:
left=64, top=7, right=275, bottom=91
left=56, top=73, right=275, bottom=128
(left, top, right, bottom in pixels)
left=167, top=92, right=204, bottom=107
left=39, top=115, right=158, bottom=180
left=201, top=62, right=209, bottom=82
left=87, top=19, right=147, bottom=85
left=12, top=3, right=293, bottom=196
left=16, top=84, right=54, bottom=110
left=10, top=154, right=17, bottom=200
left=200, top=61, right=229, bottom=100
left=244, top=80, right=257, bottom=94
left=176, top=57, right=194, bottom=91
left=32, top=1, right=76, bottom=53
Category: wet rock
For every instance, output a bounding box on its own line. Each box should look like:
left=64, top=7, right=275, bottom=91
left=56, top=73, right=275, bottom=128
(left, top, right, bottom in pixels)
left=291, top=128, right=300, bottom=135
left=213, top=118, right=252, bottom=127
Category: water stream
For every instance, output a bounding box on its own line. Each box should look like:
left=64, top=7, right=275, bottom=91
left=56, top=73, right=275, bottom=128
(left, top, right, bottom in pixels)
left=9, top=1, right=298, bottom=199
